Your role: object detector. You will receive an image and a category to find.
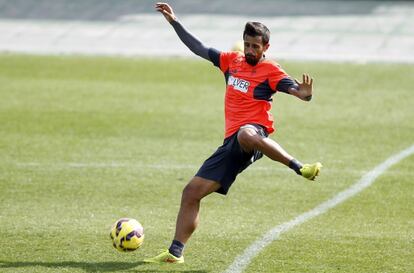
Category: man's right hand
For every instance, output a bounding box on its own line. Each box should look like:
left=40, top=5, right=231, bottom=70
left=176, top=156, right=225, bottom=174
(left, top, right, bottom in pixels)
left=155, top=2, right=177, bottom=23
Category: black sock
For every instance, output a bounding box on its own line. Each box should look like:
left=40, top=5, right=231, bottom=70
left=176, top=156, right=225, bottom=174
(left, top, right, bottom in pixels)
left=168, top=240, right=184, bottom=258
left=289, top=159, right=303, bottom=175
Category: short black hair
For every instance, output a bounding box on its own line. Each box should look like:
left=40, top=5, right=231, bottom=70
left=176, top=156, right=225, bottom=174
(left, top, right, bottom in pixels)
left=243, top=21, right=270, bottom=45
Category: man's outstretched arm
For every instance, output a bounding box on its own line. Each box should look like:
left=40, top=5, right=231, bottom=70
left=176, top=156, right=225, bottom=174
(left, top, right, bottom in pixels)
left=277, top=74, right=314, bottom=101
left=289, top=74, right=314, bottom=101
left=155, top=2, right=219, bottom=63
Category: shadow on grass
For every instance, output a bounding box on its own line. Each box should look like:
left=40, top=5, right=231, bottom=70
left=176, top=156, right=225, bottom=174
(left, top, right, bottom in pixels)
left=130, top=270, right=209, bottom=273
left=0, top=260, right=209, bottom=272
left=0, top=261, right=144, bottom=272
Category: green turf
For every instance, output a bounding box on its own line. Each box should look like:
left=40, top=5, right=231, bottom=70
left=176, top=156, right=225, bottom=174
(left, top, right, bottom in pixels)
left=0, top=54, right=413, bottom=273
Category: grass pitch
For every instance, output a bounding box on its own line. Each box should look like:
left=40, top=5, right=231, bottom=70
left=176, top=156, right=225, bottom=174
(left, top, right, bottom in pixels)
left=0, top=54, right=413, bottom=273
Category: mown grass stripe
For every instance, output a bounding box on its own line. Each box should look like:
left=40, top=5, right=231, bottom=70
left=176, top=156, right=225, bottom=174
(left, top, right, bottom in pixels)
left=224, top=144, right=414, bottom=273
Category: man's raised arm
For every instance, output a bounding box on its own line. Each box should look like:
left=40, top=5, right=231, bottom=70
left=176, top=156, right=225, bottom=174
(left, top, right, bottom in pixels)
left=155, top=2, right=219, bottom=62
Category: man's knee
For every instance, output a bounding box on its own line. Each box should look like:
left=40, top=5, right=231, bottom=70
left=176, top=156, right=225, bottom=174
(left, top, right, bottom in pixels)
left=181, top=177, right=220, bottom=203
left=182, top=182, right=201, bottom=203
left=237, top=127, right=260, bottom=152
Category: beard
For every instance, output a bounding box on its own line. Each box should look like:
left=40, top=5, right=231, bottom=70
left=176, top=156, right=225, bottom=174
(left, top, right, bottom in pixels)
left=245, top=53, right=260, bottom=66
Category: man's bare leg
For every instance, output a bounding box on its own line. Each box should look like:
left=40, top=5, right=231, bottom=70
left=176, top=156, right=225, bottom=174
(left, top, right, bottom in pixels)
left=144, top=176, right=220, bottom=263
left=237, top=126, right=294, bottom=165
left=237, top=126, right=322, bottom=180
left=166, top=176, right=221, bottom=257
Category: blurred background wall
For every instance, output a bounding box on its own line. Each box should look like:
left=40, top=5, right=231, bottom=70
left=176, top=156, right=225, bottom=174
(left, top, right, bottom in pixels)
left=0, top=0, right=413, bottom=62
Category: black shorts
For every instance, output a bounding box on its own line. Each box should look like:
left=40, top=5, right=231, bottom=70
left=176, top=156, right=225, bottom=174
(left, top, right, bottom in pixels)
left=195, top=124, right=268, bottom=195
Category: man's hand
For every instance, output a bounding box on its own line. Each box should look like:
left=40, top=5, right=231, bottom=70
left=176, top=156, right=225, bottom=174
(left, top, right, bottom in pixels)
left=155, top=2, right=177, bottom=23
left=292, top=73, right=314, bottom=101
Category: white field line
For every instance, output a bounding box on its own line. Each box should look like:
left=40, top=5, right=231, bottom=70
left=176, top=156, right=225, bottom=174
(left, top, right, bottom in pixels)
left=13, top=162, right=411, bottom=176
left=223, top=144, right=414, bottom=273
left=14, top=162, right=371, bottom=175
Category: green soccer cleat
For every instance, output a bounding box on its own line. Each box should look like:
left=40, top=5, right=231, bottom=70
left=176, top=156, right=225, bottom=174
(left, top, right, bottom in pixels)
left=300, top=162, right=323, bottom=181
left=144, top=249, right=184, bottom=264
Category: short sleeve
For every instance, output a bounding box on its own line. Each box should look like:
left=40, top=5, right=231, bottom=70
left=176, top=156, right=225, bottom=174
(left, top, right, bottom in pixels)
left=219, top=51, right=240, bottom=73
left=268, top=63, right=290, bottom=91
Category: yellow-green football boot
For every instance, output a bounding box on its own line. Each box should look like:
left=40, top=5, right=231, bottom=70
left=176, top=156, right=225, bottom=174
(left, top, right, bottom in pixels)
left=144, top=249, right=184, bottom=264
left=300, top=162, right=322, bottom=181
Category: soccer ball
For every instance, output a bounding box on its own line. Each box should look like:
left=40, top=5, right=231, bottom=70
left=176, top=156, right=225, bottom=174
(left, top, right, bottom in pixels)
left=110, top=218, right=144, bottom=252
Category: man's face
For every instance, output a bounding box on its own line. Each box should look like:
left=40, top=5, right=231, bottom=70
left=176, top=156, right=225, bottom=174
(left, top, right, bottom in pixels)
left=244, top=35, right=269, bottom=66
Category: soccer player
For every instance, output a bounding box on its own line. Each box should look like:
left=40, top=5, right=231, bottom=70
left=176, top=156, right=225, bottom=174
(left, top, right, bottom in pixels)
left=145, top=2, right=322, bottom=264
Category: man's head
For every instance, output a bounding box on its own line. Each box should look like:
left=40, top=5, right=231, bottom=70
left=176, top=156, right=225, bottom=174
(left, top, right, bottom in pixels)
left=243, top=22, right=270, bottom=66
